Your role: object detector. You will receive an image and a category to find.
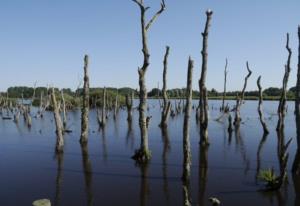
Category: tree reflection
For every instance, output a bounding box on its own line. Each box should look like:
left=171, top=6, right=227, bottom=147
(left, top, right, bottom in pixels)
left=161, top=127, right=170, bottom=203
left=198, top=145, right=208, bottom=206
left=54, top=151, right=64, bottom=206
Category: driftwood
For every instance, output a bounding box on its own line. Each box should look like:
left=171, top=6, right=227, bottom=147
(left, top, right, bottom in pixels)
left=159, top=46, right=171, bottom=128
left=221, top=58, right=228, bottom=111
left=257, top=76, right=269, bottom=134
left=132, top=0, right=166, bottom=163
left=80, top=55, right=90, bottom=144
left=50, top=88, right=64, bottom=152
left=277, top=33, right=292, bottom=131
left=182, top=57, right=193, bottom=183
left=199, top=10, right=213, bottom=147
left=234, top=62, right=252, bottom=126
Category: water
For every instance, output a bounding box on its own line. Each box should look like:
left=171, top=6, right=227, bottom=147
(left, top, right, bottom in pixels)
left=0, top=100, right=299, bottom=206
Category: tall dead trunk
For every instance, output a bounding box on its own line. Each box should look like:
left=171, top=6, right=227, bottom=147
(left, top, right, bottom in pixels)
left=199, top=10, right=213, bottom=147
left=159, top=46, right=171, bottom=128
left=293, top=26, right=300, bottom=174
left=234, top=62, right=252, bottom=126
left=113, top=90, right=119, bottom=119
left=80, top=55, right=90, bottom=144
left=221, top=58, right=228, bottom=111
left=182, top=57, right=193, bottom=183
left=132, top=0, right=166, bottom=163
left=277, top=33, right=292, bottom=131
left=257, top=76, right=269, bottom=134
left=50, top=88, right=64, bottom=152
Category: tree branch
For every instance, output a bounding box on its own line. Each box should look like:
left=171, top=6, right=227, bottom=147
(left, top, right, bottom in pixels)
left=145, top=0, right=166, bottom=31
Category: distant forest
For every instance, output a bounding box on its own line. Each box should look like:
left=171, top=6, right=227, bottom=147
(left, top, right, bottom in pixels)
left=1, top=86, right=297, bottom=100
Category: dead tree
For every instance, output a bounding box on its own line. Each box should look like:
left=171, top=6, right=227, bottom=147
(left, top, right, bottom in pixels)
left=51, top=88, right=64, bottom=152
left=257, top=76, right=269, bottom=134
left=159, top=46, right=171, bottom=128
left=100, top=87, right=107, bottom=128
left=199, top=10, right=213, bottom=147
left=113, top=90, right=119, bottom=119
left=221, top=58, right=228, bottom=111
left=293, top=26, right=300, bottom=174
left=61, top=90, right=67, bottom=130
left=277, top=33, right=292, bottom=131
left=182, top=57, right=193, bottom=183
left=132, top=0, right=166, bottom=162
left=126, top=93, right=133, bottom=122
left=80, top=55, right=90, bottom=144
left=233, top=62, right=252, bottom=126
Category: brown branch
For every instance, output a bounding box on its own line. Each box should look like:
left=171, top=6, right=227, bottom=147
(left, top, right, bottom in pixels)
left=145, top=0, right=166, bottom=31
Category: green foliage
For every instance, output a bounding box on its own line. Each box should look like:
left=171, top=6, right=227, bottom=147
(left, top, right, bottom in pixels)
left=258, top=168, right=277, bottom=184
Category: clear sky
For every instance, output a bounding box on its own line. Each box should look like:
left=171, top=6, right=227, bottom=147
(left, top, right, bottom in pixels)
left=0, top=0, right=299, bottom=92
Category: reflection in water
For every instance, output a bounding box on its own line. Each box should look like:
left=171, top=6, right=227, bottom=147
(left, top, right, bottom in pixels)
left=256, top=133, right=268, bottom=182
left=234, top=126, right=250, bottom=175
left=80, top=144, right=94, bottom=206
left=54, top=151, right=64, bottom=206
left=100, top=128, right=108, bottom=163
left=198, top=145, right=208, bottom=206
left=293, top=174, right=300, bottom=206
left=161, top=127, right=171, bottom=203
left=126, top=117, right=135, bottom=150
left=137, top=163, right=150, bottom=206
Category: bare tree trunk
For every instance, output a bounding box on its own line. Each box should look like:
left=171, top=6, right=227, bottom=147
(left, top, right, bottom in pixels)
left=51, top=88, right=64, bottom=152
left=132, top=0, right=166, bottom=163
left=257, top=76, right=269, bottom=134
left=126, top=93, right=133, bottom=122
left=159, top=46, right=171, bottom=128
left=61, top=90, right=67, bottom=130
left=182, top=57, right=193, bottom=183
left=277, top=33, right=292, bottom=131
left=199, top=10, right=213, bottom=147
left=113, top=90, right=119, bottom=119
left=100, top=87, right=107, bottom=127
left=80, top=55, right=90, bottom=144
left=293, top=26, right=300, bottom=174
left=234, top=62, right=252, bottom=126
left=221, top=58, right=228, bottom=111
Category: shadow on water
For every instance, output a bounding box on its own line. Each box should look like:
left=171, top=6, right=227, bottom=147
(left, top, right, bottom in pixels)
left=256, top=133, right=269, bottom=182
left=136, top=163, right=150, bottom=206
left=80, top=143, right=94, bottom=206
left=198, top=144, right=208, bottom=206
left=100, top=127, right=108, bottom=163
left=54, top=151, right=64, bottom=206
left=234, top=126, right=250, bottom=176
left=126, top=118, right=135, bottom=150
left=161, top=127, right=171, bottom=204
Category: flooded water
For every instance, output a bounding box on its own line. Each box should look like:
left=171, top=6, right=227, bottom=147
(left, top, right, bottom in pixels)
left=0, top=100, right=299, bottom=206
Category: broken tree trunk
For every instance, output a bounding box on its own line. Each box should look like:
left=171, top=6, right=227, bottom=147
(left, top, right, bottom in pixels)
left=182, top=57, right=193, bottom=183
left=277, top=33, right=292, bottom=131
left=221, top=58, right=228, bottom=111
left=199, top=10, right=213, bottom=147
left=126, top=93, right=133, bottom=122
left=50, top=88, right=64, bottom=152
left=159, top=46, right=171, bottom=128
left=234, top=62, right=252, bottom=126
left=100, top=87, right=107, bottom=128
left=61, top=90, right=67, bottom=130
left=132, top=0, right=166, bottom=163
left=80, top=55, right=90, bottom=144
left=257, top=76, right=269, bottom=134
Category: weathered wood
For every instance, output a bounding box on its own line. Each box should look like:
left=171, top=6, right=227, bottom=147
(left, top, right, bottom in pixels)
left=257, top=76, right=269, bottom=134
left=199, top=10, right=213, bottom=147
left=182, top=57, right=193, bottom=183
left=221, top=58, right=228, bottom=111
left=50, top=88, right=64, bottom=152
left=234, top=62, right=252, bottom=126
left=277, top=33, right=292, bottom=131
left=100, top=87, right=107, bottom=127
left=80, top=55, right=90, bottom=144
left=132, top=0, right=166, bottom=162
left=61, top=90, right=67, bottom=130
left=113, top=90, right=119, bottom=119
left=159, top=46, right=171, bottom=128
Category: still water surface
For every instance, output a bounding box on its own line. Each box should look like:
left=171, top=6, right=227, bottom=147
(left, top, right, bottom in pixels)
left=0, top=100, right=299, bottom=206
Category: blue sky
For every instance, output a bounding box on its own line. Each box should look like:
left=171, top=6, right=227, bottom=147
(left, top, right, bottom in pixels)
left=0, top=0, right=299, bottom=92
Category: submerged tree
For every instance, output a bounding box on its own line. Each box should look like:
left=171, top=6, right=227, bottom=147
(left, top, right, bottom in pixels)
left=233, top=62, right=252, bottom=127
left=131, top=0, right=166, bottom=162
left=50, top=88, right=64, bottom=152
left=199, top=10, right=213, bottom=147
left=159, top=46, right=171, bottom=128
left=257, top=76, right=269, bottom=134
left=80, top=55, right=90, bottom=144
left=221, top=58, right=228, bottom=111
left=277, top=33, right=292, bottom=131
